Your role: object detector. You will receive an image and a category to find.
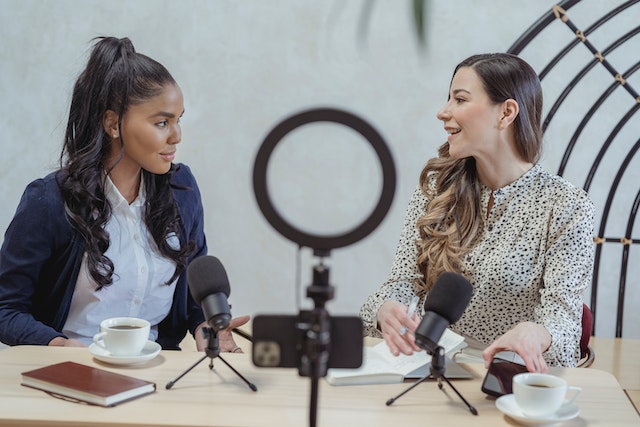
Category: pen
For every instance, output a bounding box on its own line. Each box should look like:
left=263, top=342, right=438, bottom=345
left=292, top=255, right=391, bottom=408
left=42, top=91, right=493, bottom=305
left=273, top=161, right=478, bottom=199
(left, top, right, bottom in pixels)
left=399, top=295, right=419, bottom=336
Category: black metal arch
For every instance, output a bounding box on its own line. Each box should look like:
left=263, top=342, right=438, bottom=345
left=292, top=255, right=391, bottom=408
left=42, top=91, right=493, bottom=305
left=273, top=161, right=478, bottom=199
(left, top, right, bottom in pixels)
left=541, top=26, right=640, bottom=132
left=559, top=61, right=640, bottom=177
left=507, top=0, right=640, bottom=337
left=537, top=0, right=640, bottom=80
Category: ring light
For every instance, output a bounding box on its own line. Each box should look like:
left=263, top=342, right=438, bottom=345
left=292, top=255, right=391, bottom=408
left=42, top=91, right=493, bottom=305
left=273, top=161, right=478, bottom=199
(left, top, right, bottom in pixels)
left=253, top=107, right=396, bottom=255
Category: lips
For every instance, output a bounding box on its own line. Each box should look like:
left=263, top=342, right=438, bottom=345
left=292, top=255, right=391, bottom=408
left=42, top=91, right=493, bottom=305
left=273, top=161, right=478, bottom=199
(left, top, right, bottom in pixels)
left=159, top=152, right=175, bottom=162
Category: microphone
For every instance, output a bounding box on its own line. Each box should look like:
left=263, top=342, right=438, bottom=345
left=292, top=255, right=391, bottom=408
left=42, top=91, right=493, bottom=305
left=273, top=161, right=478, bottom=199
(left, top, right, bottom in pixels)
left=187, top=255, right=232, bottom=331
left=414, top=272, right=472, bottom=354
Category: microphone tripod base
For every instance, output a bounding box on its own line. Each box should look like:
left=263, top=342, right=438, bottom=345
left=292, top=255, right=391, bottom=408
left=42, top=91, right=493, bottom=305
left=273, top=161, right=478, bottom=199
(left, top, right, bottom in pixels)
left=165, top=328, right=257, bottom=392
left=385, top=347, right=477, bottom=416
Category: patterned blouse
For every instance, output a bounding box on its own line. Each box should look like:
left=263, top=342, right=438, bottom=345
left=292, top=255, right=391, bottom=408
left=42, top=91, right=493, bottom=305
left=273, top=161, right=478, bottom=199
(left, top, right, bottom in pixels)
left=359, top=164, right=595, bottom=367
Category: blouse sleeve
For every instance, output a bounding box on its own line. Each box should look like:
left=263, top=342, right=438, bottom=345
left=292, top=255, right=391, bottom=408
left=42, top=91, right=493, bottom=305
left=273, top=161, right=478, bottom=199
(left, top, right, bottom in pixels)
left=359, top=186, right=427, bottom=337
left=537, top=186, right=595, bottom=366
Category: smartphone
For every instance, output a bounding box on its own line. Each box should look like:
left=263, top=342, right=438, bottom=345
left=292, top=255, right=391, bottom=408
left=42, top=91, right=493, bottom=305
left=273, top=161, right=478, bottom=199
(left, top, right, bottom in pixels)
left=481, top=357, right=528, bottom=397
left=252, top=312, right=363, bottom=373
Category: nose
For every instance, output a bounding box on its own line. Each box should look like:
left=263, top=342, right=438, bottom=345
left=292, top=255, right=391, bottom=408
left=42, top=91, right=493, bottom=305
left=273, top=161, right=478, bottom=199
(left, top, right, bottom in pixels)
left=169, top=124, right=182, bottom=145
left=436, top=103, right=450, bottom=121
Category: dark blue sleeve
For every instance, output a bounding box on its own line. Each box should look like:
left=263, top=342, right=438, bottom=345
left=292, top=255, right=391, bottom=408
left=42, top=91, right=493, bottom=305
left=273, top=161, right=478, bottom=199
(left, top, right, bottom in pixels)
left=0, top=178, right=69, bottom=345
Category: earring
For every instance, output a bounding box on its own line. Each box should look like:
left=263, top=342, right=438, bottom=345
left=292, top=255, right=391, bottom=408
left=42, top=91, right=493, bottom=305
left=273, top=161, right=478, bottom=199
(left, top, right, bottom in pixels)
left=113, top=134, right=118, bottom=138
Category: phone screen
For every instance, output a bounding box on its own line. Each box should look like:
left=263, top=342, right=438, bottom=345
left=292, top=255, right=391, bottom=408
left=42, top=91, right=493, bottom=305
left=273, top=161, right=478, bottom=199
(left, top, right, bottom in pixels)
left=480, top=357, right=528, bottom=397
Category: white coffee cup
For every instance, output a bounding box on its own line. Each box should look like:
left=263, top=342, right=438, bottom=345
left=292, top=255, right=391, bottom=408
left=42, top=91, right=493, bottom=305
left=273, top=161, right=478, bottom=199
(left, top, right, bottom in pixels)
left=92, top=317, right=150, bottom=356
left=512, top=372, right=581, bottom=418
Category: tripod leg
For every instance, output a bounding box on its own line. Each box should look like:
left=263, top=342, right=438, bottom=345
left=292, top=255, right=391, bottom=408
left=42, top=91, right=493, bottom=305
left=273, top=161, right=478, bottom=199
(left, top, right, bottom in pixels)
left=165, top=354, right=208, bottom=389
left=440, top=375, right=478, bottom=415
left=217, top=354, right=258, bottom=392
left=385, top=375, right=431, bottom=406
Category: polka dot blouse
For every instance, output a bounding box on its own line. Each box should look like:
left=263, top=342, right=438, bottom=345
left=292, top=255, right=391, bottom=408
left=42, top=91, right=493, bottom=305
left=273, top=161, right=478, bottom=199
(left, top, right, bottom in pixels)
left=359, top=164, right=595, bottom=367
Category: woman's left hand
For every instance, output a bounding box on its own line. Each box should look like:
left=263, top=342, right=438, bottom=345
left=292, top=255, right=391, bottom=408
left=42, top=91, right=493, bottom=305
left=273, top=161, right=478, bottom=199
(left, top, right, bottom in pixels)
left=195, top=315, right=251, bottom=353
left=482, top=321, right=551, bottom=373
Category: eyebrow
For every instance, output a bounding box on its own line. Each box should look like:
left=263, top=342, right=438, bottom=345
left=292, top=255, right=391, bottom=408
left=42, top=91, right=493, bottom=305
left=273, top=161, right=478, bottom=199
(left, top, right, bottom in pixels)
left=451, top=89, right=471, bottom=96
left=149, top=110, right=185, bottom=119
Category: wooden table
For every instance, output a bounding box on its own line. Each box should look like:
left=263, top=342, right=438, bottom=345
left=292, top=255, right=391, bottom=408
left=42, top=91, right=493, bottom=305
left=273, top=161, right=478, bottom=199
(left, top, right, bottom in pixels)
left=0, top=345, right=638, bottom=426
left=589, top=336, right=640, bottom=413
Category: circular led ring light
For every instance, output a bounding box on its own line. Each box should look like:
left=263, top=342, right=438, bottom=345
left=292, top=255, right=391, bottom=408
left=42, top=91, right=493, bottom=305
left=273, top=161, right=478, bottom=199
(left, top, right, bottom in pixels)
left=253, top=107, right=396, bottom=254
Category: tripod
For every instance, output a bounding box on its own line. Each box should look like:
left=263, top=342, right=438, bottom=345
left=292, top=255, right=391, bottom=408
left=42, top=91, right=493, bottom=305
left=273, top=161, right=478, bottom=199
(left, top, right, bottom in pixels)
left=385, top=346, right=477, bottom=415
left=165, top=327, right=257, bottom=391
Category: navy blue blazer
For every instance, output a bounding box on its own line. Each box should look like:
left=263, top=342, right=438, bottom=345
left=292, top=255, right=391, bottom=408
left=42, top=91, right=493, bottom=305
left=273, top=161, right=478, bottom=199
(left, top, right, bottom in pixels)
left=0, top=163, right=206, bottom=349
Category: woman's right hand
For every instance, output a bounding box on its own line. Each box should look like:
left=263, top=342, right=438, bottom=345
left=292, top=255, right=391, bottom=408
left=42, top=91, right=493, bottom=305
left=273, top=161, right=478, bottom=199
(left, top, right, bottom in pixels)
left=377, top=300, right=421, bottom=356
left=48, top=337, right=86, bottom=347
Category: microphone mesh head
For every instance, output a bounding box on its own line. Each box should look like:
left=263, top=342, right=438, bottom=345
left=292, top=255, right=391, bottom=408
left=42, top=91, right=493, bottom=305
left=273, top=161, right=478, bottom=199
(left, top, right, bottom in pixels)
left=423, top=272, right=473, bottom=323
left=187, top=255, right=231, bottom=304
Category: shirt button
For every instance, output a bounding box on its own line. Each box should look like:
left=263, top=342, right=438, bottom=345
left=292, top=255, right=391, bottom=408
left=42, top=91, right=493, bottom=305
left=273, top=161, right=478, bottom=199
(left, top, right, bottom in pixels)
left=141, top=266, right=147, bottom=273
left=133, top=298, right=141, bottom=305
left=134, top=234, right=141, bottom=242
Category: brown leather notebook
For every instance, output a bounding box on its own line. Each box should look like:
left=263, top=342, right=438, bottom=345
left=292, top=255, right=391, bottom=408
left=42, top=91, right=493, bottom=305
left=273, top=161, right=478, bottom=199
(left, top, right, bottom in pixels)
left=21, top=361, right=156, bottom=407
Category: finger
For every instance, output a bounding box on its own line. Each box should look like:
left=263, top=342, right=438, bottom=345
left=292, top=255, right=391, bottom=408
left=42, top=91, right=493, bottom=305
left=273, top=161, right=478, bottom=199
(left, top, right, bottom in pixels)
left=229, top=315, right=250, bottom=328
left=482, top=343, right=502, bottom=368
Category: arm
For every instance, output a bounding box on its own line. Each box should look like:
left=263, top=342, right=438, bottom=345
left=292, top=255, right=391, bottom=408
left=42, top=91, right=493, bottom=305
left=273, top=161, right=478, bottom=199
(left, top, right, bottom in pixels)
left=536, top=186, right=594, bottom=366
left=359, top=186, right=426, bottom=354
left=0, top=178, right=71, bottom=345
left=483, top=185, right=595, bottom=369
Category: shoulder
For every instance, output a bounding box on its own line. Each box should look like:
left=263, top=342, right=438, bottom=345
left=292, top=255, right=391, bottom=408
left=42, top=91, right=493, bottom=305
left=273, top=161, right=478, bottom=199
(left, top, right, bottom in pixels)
left=170, top=164, right=204, bottom=224
left=20, top=171, right=64, bottom=208
left=171, top=163, right=198, bottom=187
left=532, top=166, right=594, bottom=215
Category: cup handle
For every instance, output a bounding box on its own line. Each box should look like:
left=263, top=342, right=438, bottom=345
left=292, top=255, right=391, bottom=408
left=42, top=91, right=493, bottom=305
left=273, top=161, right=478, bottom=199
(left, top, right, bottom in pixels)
left=566, top=386, right=582, bottom=404
left=93, top=332, right=108, bottom=350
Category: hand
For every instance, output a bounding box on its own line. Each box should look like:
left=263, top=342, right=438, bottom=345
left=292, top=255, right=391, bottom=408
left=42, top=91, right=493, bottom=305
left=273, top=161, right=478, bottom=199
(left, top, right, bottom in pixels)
left=47, top=337, right=87, bottom=347
left=195, top=315, right=251, bottom=353
left=377, top=300, right=421, bottom=356
left=482, top=322, right=551, bottom=373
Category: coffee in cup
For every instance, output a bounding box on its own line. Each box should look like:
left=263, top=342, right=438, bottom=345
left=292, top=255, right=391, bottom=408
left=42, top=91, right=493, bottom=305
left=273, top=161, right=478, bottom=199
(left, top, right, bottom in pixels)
left=512, top=372, right=581, bottom=417
left=92, top=317, right=150, bottom=356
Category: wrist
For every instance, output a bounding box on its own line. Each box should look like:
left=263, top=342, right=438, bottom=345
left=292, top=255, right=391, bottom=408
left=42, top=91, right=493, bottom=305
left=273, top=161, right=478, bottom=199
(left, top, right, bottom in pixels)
left=47, top=336, right=67, bottom=346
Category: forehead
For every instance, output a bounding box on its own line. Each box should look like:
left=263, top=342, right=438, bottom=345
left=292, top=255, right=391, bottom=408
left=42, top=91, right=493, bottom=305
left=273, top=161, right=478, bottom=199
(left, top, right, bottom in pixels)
left=449, top=67, right=485, bottom=95
left=128, top=84, right=184, bottom=114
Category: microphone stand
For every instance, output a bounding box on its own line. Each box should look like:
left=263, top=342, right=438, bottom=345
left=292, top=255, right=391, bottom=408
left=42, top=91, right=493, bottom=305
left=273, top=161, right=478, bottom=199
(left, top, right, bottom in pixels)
left=299, top=257, right=333, bottom=427
left=385, top=346, right=477, bottom=415
left=165, top=327, right=257, bottom=391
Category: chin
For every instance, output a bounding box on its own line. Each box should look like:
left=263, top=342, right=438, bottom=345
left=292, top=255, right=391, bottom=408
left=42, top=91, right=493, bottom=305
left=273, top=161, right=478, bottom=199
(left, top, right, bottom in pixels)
left=146, top=164, right=173, bottom=175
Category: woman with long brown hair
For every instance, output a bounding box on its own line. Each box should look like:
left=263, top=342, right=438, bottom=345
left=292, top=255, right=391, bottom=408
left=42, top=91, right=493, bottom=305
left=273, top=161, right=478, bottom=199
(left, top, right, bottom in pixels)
left=360, top=53, right=594, bottom=372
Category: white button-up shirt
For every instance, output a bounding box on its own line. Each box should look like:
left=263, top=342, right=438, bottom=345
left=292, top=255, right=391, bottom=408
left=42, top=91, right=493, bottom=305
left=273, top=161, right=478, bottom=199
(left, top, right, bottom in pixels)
left=63, top=175, right=178, bottom=345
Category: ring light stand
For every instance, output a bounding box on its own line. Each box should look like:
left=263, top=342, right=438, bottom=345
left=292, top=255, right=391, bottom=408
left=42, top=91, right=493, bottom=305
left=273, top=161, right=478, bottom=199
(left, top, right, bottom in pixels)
left=252, top=107, right=396, bottom=427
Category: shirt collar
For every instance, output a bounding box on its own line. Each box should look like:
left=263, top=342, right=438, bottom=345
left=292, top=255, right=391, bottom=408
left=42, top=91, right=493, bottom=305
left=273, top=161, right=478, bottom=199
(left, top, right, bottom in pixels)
left=104, top=172, right=146, bottom=209
left=482, top=163, right=542, bottom=201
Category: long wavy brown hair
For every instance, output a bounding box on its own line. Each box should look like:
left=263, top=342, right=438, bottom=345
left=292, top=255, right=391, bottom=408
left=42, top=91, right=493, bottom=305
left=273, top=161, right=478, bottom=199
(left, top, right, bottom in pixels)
left=415, top=53, right=543, bottom=291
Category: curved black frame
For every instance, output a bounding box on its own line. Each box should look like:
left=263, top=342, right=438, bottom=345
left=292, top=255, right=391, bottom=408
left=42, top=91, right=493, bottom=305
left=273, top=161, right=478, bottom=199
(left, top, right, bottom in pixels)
left=508, top=0, right=640, bottom=336
left=253, top=107, right=396, bottom=255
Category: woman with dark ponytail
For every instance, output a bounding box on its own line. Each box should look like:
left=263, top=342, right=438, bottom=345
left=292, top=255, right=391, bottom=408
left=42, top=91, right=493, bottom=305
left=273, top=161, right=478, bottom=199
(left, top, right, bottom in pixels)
left=0, top=37, right=248, bottom=351
left=360, top=53, right=595, bottom=371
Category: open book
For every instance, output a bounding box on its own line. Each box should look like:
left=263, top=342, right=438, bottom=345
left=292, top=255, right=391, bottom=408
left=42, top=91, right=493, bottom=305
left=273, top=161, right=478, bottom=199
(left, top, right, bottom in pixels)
left=325, top=328, right=467, bottom=386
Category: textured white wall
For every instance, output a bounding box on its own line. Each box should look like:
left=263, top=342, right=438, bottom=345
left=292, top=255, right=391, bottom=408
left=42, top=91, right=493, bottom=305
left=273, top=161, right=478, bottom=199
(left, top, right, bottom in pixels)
left=1, top=0, right=637, bottom=338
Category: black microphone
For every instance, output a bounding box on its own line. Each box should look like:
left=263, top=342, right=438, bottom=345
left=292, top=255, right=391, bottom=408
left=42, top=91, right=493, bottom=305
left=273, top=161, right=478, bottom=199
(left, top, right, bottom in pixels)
left=414, top=272, right=472, bottom=354
left=187, top=255, right=232, bottom=331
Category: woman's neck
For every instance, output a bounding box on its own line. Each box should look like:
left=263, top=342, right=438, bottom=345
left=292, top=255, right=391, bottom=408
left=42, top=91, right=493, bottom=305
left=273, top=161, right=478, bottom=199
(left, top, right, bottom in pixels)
left=105, top=164, right=142, bottom=204
left=475, top=157, right=534, bottom=191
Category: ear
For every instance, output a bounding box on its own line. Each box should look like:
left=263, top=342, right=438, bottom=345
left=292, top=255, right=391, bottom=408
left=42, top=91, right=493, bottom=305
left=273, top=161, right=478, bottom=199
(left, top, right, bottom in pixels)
left=498, top=99, right=519, bottom=129
left=103, top=110, right=119, bottom=138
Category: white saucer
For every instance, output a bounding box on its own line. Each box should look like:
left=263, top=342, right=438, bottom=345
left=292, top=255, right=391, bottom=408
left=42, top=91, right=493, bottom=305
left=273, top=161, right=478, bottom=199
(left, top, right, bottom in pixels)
left=496, top=394, right=580, bottom=425
left=89, top=340, right=161, bottom=365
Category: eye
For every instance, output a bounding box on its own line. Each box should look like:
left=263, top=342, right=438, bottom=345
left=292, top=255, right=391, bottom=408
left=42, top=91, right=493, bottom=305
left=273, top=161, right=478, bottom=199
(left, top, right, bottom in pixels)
left=455, top=97, right=466, bottom=104
left=156, top=120, right=168, bottom=128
